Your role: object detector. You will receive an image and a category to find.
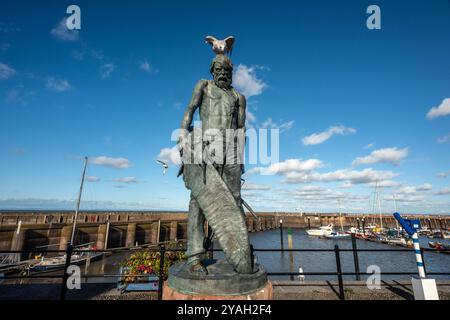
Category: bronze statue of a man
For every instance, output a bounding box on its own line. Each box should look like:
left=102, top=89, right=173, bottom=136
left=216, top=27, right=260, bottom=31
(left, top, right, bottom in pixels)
left=178, top=53, right=252, bottom=275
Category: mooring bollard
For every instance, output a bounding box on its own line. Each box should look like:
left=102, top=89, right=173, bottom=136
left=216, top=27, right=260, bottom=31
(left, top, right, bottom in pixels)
left=158, top=245, right=165, bottom=300
left=351, top=233, right=361, bottom=281
left=334, top=245, right=345, bottom=300
left=60, top=244, right=73, bottom=301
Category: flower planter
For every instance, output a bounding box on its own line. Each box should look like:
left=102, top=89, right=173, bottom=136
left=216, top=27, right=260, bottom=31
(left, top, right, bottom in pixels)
left=117, top=266, right=159, bottom=293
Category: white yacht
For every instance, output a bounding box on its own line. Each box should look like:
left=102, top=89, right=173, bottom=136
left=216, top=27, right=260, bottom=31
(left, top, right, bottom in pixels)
left=306, top=224, right=334, bottom=236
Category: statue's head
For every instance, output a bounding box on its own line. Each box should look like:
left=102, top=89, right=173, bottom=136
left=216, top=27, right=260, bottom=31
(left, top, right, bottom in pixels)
left=210, top=54, right=233, bottom=89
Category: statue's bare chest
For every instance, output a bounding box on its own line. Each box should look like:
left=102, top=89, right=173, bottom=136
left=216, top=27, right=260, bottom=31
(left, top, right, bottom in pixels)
left=200, top=83, right=238, bottom=129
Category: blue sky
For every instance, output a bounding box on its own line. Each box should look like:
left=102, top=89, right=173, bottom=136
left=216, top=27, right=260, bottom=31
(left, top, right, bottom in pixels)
left=0, top=0, right=449, bottom=214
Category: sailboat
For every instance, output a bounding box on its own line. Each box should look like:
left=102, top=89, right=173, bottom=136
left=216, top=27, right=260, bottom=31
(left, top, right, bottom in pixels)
left=31, top=157, right=104, bottom=272
left=325, top=199, right=350, bottom=239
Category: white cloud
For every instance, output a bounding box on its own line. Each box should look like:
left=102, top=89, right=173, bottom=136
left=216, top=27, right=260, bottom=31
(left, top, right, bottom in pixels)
left=437, top=170, right=450, bottom=178
left=338, top=182, right=353, bottom=189
left=0, top=23, right=20, bottom=34
left=247, top=158, right=323, bottom=176
left=390, top=194, right=424, bottom=203
left=246, top=110, right=256, bottom=123
left=282, top=168, right=397, bottom=185
left=90, top=156, right=131, bottom=169
left=0, top=62, right=16, bottom=79
left=0, top=198, right=183, bottom=210
left=100, top=63, right=115, bottom=79
left=437, top=133, right=450, bottom=144
left=368, top=180, right=402, bottom=188
left=112, top=177, right=139, bottom=184
left=435, top=187, right=450, bottom=196
left=426, top=98, right=450, bottom=120
left=302, top=125, right=356, bottom=146
left=139, top=59, right=158, bottom=73
left=86, top=176, right=100, bottom=182
left=261, top=118, right=294, bottom=132
left=157, top=147, right=181, bottom=166
left=416, top=183, right=433, bottom=191
left=291, top=186, right=344, bottom=200
left=397, top=183, right=432, bottom=195
left=352, top=147, right=408, bottom=166
left=5, top=86, right=36, bottom=106
left=242, top=182, right=271, bottom=191
left=233, top=64, right=267, bottom=98
left=46, top=77, right=72, bottom=92
left=50, top=18, right=79, bottom=42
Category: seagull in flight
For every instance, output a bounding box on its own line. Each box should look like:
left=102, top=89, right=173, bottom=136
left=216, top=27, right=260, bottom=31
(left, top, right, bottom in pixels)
left=156, top=160, right=168, bottom=175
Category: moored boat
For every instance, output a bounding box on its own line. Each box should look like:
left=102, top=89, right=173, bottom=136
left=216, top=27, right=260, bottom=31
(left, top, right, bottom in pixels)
left=306, top=224, right=334, bottom=236
left=324, top=231, right=351, bottom=239
left=428, top=241, right=450, bottom=252
left=30, top=244, right=104, bottom=272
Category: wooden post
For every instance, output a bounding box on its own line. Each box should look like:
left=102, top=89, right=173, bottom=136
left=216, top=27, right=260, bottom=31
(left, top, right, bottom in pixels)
left=10, top=220, right=25, bottom=261
left=125, top=223, right=137, bottom=247
left=157, top=220, right=161, bottom=243
left=96, top=224, right=108, bottom=250
left=59, top=225, right=73, bottom=250
left=104, top=219, right=110, bottom=249
left=169, top=221, right=178, bottom=241
left=150, top=221, right=159, bottom=244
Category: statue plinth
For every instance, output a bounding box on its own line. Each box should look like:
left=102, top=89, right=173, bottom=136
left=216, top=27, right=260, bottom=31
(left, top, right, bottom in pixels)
left=163, top=259, right=272, bottom=300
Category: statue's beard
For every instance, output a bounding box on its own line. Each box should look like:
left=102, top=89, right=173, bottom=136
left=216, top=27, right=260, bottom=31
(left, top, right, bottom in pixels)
left=214, top=74, right=232, bottom=89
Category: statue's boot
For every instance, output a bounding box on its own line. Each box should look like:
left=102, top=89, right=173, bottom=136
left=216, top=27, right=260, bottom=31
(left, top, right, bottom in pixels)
left=184, top=163, right=252, bottom=274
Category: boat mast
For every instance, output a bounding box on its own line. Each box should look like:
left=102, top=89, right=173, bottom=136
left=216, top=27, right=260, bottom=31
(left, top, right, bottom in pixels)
left=393, top=194, right=399, bottom=233
left=338, top=198, right=343, bottom=232
left=70, top=156, right=88, bottom=246
left=377, top=183, right=383, bottom=230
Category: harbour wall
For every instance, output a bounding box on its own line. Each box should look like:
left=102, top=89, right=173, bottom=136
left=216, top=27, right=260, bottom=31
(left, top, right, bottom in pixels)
left=0, top=211, right=448, bottom=253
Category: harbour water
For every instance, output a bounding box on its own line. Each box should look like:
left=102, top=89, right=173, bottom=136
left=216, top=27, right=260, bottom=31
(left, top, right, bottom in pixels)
left=78, top=228, right=450, bottom=282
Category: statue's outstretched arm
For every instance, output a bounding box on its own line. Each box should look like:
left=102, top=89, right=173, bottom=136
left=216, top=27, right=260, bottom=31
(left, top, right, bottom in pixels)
left=180, top=80, right=207, bottom=130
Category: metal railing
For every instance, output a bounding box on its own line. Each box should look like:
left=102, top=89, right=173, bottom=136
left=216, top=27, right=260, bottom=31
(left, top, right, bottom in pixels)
left=1, top=235, right=449, bottom=301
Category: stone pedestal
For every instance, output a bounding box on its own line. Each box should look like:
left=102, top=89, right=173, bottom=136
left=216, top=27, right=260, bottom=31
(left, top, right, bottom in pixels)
left=163, top=280, right=272, bottom=300
left=163, top=259, right=272, bottom=300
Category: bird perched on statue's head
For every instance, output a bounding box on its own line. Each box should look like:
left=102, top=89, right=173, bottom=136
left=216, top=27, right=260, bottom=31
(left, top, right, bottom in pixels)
left=205, top=35, right=235, bottom=55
